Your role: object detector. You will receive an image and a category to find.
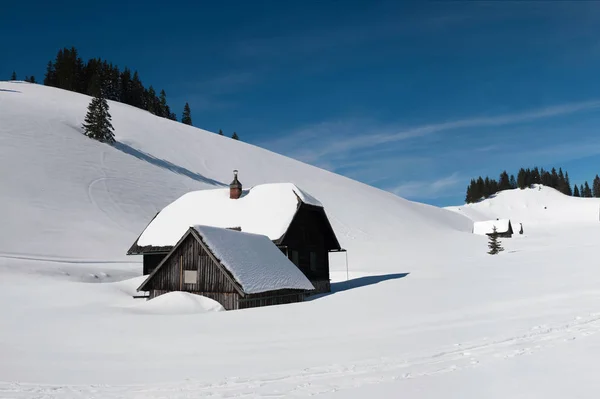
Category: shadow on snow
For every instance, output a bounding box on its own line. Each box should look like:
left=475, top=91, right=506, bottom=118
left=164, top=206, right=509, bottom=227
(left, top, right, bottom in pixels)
left=113, top=141, right=226, bottom=187
left=0, top=89, right=21, bottom=93
left=307, top=273, right=409, bottom=301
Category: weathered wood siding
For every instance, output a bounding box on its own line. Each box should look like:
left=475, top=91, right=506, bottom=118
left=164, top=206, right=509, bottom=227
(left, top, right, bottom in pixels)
left=143, top=233, right=240, bottom=308
left=240, top=289, right=305, bottom=309
left=144, top=230, right=309, bottom=310
left=281, top=204, right=334, bottom=292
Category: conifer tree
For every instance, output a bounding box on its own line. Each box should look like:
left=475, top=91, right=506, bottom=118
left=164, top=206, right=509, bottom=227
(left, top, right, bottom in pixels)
left=564, top=172, right=573, bottom=196
left=551, top=168, right=558, bottom=188
left=82, top=91, right=115, bottom=144
left=146, top=86, right=156, bottom=114
left=487, top=227, right=504, bottom=255
left=44, top=61, right=56, bottom=86
left=465, top=184, right=473, bottom=204
left=593, top=175, right=600, bottom=198
left=517, top=168, right=527, bottom=189
left=509, top=174, right=517, bottom=189
left=232, top=132, right=239, bottom=140
left=499, top=171, right=511, bottom=191
left=573, top=185, right=581, bottom=197
left=580, top=184, right=585, bottom=198
left=181, top=102, right=192, bottom=125
left=584, top=181, right=593, bottom=198
left=159, top=89, right=168, bottom=117
left=218, top=129, right=224, bottom=136
left=10, top=71, right=16, bottom=80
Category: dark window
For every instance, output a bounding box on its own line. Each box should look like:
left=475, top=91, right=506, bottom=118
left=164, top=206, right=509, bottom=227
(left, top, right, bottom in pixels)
left=291, top=250, right=300, bottom=267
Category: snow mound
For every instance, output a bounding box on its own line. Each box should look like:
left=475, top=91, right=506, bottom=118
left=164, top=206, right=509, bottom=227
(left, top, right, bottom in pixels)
left=193, top=225, right=314, bottom=293
left=131, top=292, right=225, bottom=315
left=447, top=185, right=600, bottom=227
left=136, top=183, right=320, bottom=248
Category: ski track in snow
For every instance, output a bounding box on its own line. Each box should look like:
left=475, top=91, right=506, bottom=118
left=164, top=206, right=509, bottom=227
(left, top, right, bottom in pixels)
left=3, top=311, right=600, bottom=398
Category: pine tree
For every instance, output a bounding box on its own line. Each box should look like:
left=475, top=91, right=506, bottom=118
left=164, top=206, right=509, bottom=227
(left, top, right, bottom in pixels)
left=580, top=184, right=585, bottom=198
left=584, top=181, right=592, bottom=198
left=499, top=171, right=511, bottom=191
left=517, top=168, right=527, bottom=189
left=159, top=89, right=168, bottom=117
left=44, top=61, right=56, bottom=86
left=82, top=91, right=115, bottom=144
left=182, top=103, right=192, bottom=125
left=573, top=185, right=581, bottom=197
left=557, top=168, right=567, bottom=194
left=564, top=172, right=573, bottom=196
left=487, top=227, right=504, bottom=255
left=465, top=183, right=473, bottom=204
left=509, top=174, right=517, bottom=189
left=218, top=129, right=224, bottom=136
left=232, top=132, right=239, bottom=140
left=10, top=71, right=16, bottom=80
left=551, top=168, right=558, bottom=189
left=593, top=175, right=600, bottom=198
left=146, top=86, right=156, bottom=114
left=532, top=167, right=540, bottom=184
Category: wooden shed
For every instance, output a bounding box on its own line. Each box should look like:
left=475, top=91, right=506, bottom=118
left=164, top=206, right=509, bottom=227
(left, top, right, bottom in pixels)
left=128, top=172, right=341, bottom=293
left=137, top=225, right=315, bottom=310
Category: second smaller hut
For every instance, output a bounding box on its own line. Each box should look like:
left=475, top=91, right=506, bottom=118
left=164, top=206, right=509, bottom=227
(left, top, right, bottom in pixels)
left=473, top=219, right=514, bottom=238
left=137, top=225, right=315, bottom=310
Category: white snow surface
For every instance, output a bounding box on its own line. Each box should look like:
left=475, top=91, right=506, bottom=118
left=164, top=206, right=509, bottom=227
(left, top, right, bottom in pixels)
left=192, top=225, right=313, bottom=293
left=472, top=219, right=512, bottom=236
left=4, top=82, right=600, bottom=398
left=130, top=291, right=225, bottom=314
left=137, top=183, right=320, bottom=248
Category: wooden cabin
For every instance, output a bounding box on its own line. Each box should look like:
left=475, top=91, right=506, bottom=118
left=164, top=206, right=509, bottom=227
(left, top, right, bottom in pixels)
left=137, top=225, right=314, bottom=310
left=128, top=171, right=341, bottom=293
left=473, top=219, right=514, bottom=238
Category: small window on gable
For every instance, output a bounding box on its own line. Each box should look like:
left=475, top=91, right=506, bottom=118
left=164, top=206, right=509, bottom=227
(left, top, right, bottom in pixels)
left=184, top=270, right=197, bottom=285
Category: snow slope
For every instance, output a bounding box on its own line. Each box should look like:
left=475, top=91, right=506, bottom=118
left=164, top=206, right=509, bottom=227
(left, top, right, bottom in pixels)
left=446, top=185, right=600, bottom=228
left=3, top=81, right=600, bottom=398
left=0, top=81, right=474, bottom=268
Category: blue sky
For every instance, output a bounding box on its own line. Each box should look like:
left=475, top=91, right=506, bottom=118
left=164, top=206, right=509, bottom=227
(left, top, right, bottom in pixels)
left=3, top=1, right=600, bottom=206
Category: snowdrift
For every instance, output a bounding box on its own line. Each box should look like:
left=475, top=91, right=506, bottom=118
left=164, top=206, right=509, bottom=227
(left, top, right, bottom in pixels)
left=130, top=291, right=225, bottom=315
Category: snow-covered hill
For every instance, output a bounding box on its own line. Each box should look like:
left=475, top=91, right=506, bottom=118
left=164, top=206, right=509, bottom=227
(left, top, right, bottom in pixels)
left=0, top=81, right=473, bottom=268
left=3, top=81, right=600, bottom=398
left=446, top=185, right=600, bottom=227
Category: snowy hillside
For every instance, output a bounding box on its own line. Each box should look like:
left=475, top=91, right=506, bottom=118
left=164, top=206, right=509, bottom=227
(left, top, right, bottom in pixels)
left=3, top=81, right=600, bottom=398
left=446, top=185, right=600, bottom=227
left=0, top=81, right=473, bottom=268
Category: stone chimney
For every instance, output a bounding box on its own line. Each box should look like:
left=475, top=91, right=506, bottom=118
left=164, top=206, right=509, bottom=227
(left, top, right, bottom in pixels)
left=229, top=170, right=242, bottom=199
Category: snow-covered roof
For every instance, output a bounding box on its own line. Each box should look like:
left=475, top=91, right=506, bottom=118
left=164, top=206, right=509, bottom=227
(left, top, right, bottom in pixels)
left=193, top=225, right=314, bottom=293
left=473, top=219, right=513, bottom=236
left=135, top=183, right=322, bottom=249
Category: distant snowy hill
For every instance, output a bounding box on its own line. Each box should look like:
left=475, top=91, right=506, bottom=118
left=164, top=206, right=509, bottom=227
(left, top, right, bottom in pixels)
left=0, top=81, right=474, bottom=269
left=446, top=185, right=600, bottom=227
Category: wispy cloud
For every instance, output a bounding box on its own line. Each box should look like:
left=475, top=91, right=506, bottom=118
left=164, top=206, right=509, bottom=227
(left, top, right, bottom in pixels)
left=266, top=100, right=600, bottom=166
left=389, top=173, right=463, bottom=200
